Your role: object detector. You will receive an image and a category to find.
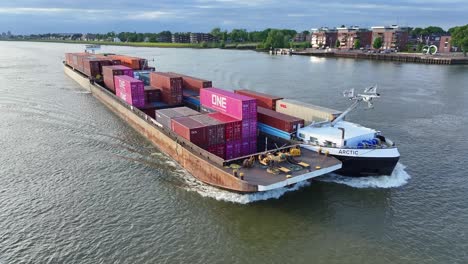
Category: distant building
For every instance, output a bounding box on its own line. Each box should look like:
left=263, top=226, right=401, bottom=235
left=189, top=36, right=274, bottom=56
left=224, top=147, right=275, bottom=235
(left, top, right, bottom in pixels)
left=371, top=25, right=409, bottom=50
left=310, top=27, right=337, bottom=48
left=336, top=26, right=372, bottom=49
left=294, top=32, right=309, bottom=42
left=81, top=34, right=96, bottom=41
left=113, top=37, right=121, bottom=43
left=189, top=33, right=215, bottom=43
left=172, top=33, right=190, bottom=43
left=157, top=34, right=172, bottom=43
left=439, top=35, right=452, bottom=53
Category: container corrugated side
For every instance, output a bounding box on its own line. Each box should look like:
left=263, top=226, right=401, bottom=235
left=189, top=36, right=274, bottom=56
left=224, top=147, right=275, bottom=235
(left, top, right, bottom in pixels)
left=200, top=88, right=257, bottom=120
left=171, top=117, right=207, bottom=146
left=275, top=99, right=342, bottom=124
left=155, top=107, right=200, bottom=128
left=235, top=89, right=283, bottom=110
left=257, top=106, right=304, bottom=133
left=168, top=72, right=212, bottom=92
left=114, top=75, right=145, bottom=107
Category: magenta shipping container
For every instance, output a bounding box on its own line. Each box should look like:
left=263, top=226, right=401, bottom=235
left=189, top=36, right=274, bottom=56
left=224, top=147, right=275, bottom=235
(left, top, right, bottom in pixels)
left=114, top=75, right=145, bottom=108
left=200, top=88, right=257, bottom=120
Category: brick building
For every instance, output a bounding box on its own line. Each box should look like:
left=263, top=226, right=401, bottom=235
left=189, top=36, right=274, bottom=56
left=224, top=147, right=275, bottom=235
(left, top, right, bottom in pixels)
left=336, top=26, right=372, bottom=49
left=439, top=35, right=452, bottom=53
left=310, top=27, right=337, bottom=49
left=371, top=25, right=409, bottom=51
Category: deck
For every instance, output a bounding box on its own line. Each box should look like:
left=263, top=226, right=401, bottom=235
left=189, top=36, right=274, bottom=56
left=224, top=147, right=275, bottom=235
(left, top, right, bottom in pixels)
left=222, top=148, right=341, bottom=191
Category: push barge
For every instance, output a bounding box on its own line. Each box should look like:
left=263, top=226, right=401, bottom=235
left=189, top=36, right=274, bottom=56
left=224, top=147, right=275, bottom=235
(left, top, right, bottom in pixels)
left=63, top=52, right=343, bottom=193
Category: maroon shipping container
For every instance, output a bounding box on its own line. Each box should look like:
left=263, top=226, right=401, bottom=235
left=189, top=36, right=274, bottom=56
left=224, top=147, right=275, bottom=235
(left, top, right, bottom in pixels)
left=144, top=86, right=161, bottom=103
left=83, top=58, right=112, bottom=81
left=233, top=140, right=242, bottom=158
left=155, top=107, right=200, bottom=128
left=171, top=117, right=207, bottom=146
left=235, top=89, right=283, bottom=110
left=257, top=106, right=305, bottom=133
left=208, top=112, right=242, bottom=142
left=102, top=65, right=134, bottom=93
left=190, top=115, right=225, bottom=146
left=167, top=72, right=212, bottom=92
left=241, top=141, right=250, bottom=156
left=250, top=140, right=257, bottom=154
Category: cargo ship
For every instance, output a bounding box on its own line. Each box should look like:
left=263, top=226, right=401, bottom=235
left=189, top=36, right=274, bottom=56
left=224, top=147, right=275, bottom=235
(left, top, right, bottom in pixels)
left=63, top=51, right=343, bottom=193
left=296, top=87, right=400, bottom=176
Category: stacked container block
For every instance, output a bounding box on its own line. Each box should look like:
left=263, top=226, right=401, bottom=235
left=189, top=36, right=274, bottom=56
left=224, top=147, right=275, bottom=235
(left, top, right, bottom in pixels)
left=155, top=107, right=200, bottom=129
left=200, top=88, right=257, bottom=158
left=150, top=72, right=183, bottom=105
left=257, top=107, right=305, bottom=133
left=114, top=75, right=145, bottom=108
left=102, top=65, right=134, bottom=93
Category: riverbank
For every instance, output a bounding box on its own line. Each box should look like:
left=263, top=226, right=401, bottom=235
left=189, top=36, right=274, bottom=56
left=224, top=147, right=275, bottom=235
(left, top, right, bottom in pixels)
left=292, top=49, right=468, bottom=65
left=0, top=39, right=263, bottom=50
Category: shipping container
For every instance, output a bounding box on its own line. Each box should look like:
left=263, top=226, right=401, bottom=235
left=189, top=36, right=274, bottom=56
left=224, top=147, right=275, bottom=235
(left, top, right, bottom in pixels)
left=168, top=72, right=212, bottom=92
left=171, top=117, right=207, bottom=146
left=190, top=115, right=225, bottom=146
left=182, top=88, right=199, bottom=98
left=107, top=55, right=148, bottom=70
left=82, top=57, right=112, bottom=81
left=235, top=89, right=283, bottom=110
left=249, top=140, right=257, bottom=154
left=200, top=88, right=257, bottom=120
left=150, top=72, right=183, bottom=105
left=114, top=75, right=145, bottom=108
left=208, top=112, right=242, bottom=142
left=257, top=106, right=304, bottom=133
left=144, top=86, right=161, bottom=103
left=155, top=107, right=200, bottom=128
left=102, top=65, right=134, bottom=92
left=134, top=71, right=151, bottom=86
left=241, top=141, right=250, bottom=156
left=276, top=99, right=342, bottom=124
left=233, top=140, right=242, bottom=158
left=139, top=102, right=172, bottom=118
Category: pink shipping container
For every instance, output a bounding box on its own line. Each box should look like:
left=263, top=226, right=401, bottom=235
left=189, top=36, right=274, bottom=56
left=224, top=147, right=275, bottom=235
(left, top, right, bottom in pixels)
left=114, top=75, right=145, bottom=108
left=200, top=88, right=257, bottom=120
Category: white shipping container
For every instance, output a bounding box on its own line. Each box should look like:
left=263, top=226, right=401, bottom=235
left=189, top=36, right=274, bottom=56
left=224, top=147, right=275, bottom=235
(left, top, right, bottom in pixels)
left=275, top=99, right=342, bottom=124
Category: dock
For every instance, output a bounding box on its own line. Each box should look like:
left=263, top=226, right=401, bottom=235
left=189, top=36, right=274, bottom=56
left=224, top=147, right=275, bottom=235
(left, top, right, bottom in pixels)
left=292, top=50, right=468, bottom=65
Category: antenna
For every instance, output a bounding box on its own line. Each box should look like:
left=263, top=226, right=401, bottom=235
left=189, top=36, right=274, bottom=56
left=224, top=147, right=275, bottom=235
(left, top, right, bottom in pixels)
left=331, top=85, right=380, bottom=126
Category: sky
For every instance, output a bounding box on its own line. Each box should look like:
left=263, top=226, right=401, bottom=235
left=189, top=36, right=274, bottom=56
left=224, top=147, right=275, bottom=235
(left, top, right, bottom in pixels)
left=1, top=0, right=467, bottom=34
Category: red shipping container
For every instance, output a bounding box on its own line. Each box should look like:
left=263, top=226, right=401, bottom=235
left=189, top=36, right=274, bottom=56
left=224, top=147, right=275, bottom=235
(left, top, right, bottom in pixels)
left=200, top=88, right=257, bottom=120
left=150, top=72, right=183, bottom=90
left=171, top=117, right=207, bottom=147
left=191, top=115, right=225, bottom=146
left=114, top=75, right=145, bottom=107
left=83, top=58, right=112, bottom=81
left=102, top=65, right=134, bottom=92
left=257, top=106, right=305, bottom=133
left=235, top=89, right=283, bottom=110
left=107, top=55, right=147, bottom=70
left=208, top=112, right=242, bottom=142
left=144, top=86, right=161, bottom=103
left=167, top=72, right=212, bottom=92
left=155, top=107, right=200, bottom=128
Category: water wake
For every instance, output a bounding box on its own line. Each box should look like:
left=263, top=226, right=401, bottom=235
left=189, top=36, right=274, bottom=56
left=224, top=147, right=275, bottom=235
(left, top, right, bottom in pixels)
left=178, top=170, right=311, bottom=204
left=316, top=163, right=410, bottom=188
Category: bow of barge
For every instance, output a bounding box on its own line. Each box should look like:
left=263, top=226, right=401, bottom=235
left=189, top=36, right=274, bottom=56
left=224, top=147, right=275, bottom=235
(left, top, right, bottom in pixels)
left=64, top=64, right=342, bottom=193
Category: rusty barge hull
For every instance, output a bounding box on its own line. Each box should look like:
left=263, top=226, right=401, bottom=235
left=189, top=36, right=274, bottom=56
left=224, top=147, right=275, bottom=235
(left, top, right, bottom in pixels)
left=64, top=64, right=342, bottom=193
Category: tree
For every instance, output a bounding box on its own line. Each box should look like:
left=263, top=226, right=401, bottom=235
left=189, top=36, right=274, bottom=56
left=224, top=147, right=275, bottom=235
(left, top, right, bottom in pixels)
left=335, top=39, right=340, bottom=48
left=354, top=39, right=361, bottom=49
left=373, top=37, right=383, bottom=49
left=411, top=27, right=423, bottom=37
left=263, top=29, right=286, bottom=49
left=421, top=26, right=445, bottom=36
left=451, top=24, right=468, bottom=56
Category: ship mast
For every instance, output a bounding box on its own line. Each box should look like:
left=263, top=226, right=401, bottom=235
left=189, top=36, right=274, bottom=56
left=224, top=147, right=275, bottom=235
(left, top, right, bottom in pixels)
left=331, top=85, right=380, bottom=127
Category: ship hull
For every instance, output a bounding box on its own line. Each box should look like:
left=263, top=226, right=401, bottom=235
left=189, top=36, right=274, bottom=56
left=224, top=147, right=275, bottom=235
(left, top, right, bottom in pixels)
left=302, top=145, right=399, bottom=177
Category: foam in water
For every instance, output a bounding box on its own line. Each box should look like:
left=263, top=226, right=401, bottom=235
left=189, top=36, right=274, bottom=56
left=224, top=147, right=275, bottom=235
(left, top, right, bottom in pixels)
left=178, top=170, right=311, bottom=204
left=316, top=163, right=410, bottom=188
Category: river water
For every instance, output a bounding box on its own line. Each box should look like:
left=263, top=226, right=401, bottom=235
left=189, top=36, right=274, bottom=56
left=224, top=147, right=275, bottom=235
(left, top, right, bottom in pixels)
left=0, top=42, right=467, bottom=263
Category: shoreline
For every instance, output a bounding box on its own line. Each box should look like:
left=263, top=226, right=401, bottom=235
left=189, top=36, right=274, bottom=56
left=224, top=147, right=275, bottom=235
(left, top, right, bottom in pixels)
left=0, top=39, right=262, bottom=50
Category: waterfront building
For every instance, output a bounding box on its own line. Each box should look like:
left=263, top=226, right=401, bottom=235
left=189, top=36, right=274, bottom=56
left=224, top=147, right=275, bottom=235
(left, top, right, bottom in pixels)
left=310, top=27, right=337, bottom=49
left=371, top=25, right=409, bottom=51
left=189, top=33, right=216, bottom=43
left=336, top=26, right=372, bottom=49
left=439, top=35, right=452, bottom=53
left=294, top=32, right=310, bottom=42
left=171, top=33, right=190, bottom=43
